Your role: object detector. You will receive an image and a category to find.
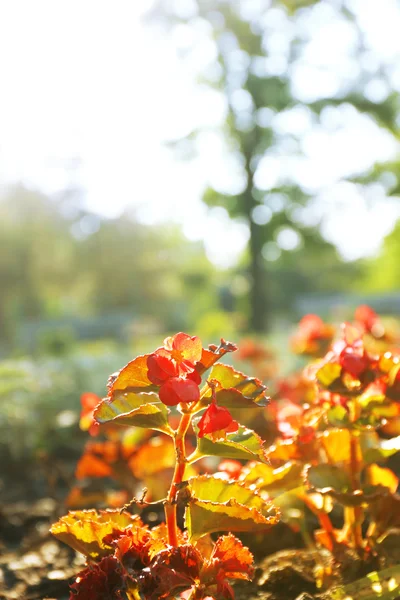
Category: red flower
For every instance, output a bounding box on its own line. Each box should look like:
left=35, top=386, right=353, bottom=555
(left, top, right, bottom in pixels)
left=297, top=425, right=316, bottom=445
left=159, top=377, right=200, bottom=407
left=340, top=348, right=370, bottom=378
left=299, top=314, right=327, bottom=339
left=334, top=324, right=371, bottom=379
left=291, top=314, right=334, bottom=357
left=80, top=393, right=101, bottom=436
left=355, top=305, right=378, bottom=332
left=147, top=333, right=202, bottom=407
left=198, top=403, right=238, bottom=439
left=147, top=333, right=202, bottom=385
left=147, top=353, right=178, bottom=385
left=275, top=400, right=303, bottom=439
left=217, top=460, right=243, bottom=480
left=237, top=338, right=272, bottom=361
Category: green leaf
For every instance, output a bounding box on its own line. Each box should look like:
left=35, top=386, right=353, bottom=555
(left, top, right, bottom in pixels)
left=184, top=475, right=279, bottom=541
left=241, top=461, right=304, bottom=498
left=200, top=364, right=268, bottom=409
left=306, top=464, right=351, bottom=493
left=357, top=399, right=400, bottom=431
left=327, top=405, right=351, bottom=427
left=273, top=487, right=308, bottom=527
left=330, top=565, right=400, bottom=600
left=359, top=387, right=387, bottom=409
left=94, top=392, right=172, bottom=434
left=362, top=435, right=400, bottom=464
left=196, top=425, right=268, bottom=463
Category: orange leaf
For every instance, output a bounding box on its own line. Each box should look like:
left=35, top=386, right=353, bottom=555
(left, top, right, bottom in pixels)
left=107, top=354, right=156, bottom=399
left=319, top=429, right=359, bottom=465
left=65, top=487, right=110, bottom=509
left=128, top=436, right=175, bottom=480
left=75, top=454, right=113, bottom=480
left=142, top=545, right=202, bottom=599
left=146, top=524, right=186, bottom=561
left=196, top=340, right=237, bottom=375
left=211, top=533, right=254, bottom=580
left=74, top=441, right=126, bottom=480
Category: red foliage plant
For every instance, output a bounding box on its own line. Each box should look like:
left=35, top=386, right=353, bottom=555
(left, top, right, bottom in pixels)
left=244, top=307, right=400, bottom=585
left=52, top=309, right=400, bottom=596
left=51, top=334, right=278, bottom=599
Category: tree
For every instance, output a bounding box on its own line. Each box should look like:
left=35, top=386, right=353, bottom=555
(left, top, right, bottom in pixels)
left=149, top=0, right=400, bottom=331
left=362, top=221, right=400, bottom=293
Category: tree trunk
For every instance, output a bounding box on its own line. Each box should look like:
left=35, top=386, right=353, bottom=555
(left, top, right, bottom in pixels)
left=248, top=216, right=267, bottom=332
left=243, top=157, right=268, bottom=333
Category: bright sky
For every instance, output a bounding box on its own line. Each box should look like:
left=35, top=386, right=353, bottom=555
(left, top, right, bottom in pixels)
left=1, top=0, right=400, bottom=267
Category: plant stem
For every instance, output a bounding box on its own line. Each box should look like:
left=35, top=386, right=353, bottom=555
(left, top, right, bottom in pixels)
left=349, top=429, right=364, bottom=549
left=165, top=411, right=192, bottom=546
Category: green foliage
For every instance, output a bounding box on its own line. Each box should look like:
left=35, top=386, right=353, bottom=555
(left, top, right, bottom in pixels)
left=0, top=342, right=133, bottom=458
left=306, top=464, right=352, bottom=493
left=330, top=565, right=400, bottom=600
left=363, top=221, right=400, bottom=293
left=94, top=392, right=172, bottom=434
left=200, top=363, right=268, bottom=409
left=195, top=424, right=269, bottom=462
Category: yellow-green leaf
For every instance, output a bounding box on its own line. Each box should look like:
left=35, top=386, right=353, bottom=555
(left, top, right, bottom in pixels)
left=196, top=425, right=268, bottom=462
left=201, top=364, right=268, bottom=409
left=280, top=0, right=319, bottom=15
left=50, top=509, right=142, bottom=559
left=273, top=487, right=308, bottom=527
left=241, top=461, right=304, bottom=498
left=316, top=362, right=342, bottom=388
left=184, top=476, right=279, bottom=541
left=94, top=392, right=172, bottom=434
left=327, top=405, right=350, bottom=427
left=330, top=565, right=400, bottom=600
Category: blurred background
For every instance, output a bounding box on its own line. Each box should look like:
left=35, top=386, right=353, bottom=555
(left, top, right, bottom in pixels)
left=2, top=0, right=400, bottom=463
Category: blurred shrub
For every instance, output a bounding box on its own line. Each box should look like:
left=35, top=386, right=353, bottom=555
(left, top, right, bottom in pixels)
left=37, top=326, right=77, bottom=356
left=194, top=310, right=240, bottom=341
left=0, top=342, right=135, bottom=461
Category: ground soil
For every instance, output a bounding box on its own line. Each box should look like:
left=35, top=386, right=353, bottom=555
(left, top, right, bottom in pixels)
left=1, top=457, right=400, bottom=600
